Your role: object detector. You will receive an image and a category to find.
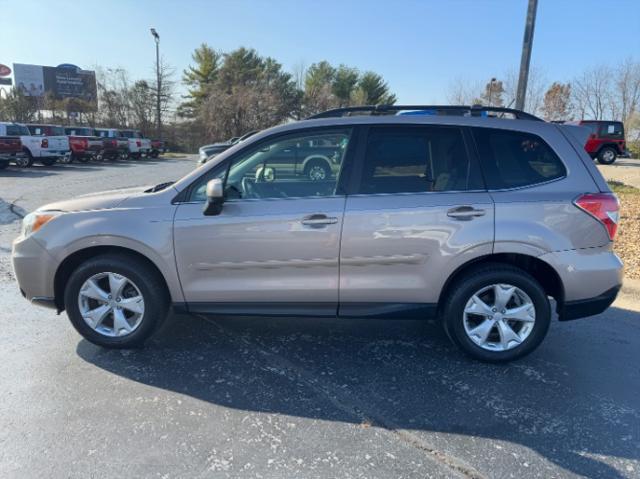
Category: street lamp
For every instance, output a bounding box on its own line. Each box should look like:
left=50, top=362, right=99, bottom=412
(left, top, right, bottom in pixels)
left=150, top=28, right=161, bottom=141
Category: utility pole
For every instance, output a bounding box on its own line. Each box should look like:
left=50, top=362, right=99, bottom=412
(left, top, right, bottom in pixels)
left=150, top=28, right=161, bottom=140
left=515, top=0, right=538, bottom=111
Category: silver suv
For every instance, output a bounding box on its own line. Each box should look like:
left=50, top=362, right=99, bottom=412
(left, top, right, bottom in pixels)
left=12, top=105, right=623, bottom=362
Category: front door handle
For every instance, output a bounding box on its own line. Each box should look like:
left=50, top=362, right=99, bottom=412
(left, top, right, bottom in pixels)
left=301, top=214, right=339, bottom=227
left=447, top=206, right=486, bottom=220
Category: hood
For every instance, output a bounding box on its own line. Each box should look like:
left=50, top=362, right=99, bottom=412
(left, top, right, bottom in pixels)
left=39, top=185, right=150, bottom=213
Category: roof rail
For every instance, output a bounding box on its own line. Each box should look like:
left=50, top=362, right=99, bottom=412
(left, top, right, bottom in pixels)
left=307, top=104, right=543, bottom=121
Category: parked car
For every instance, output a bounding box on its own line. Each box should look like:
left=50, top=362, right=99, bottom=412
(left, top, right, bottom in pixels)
left=119, top=129, right=151, bottom=159
left=197, top=130, right=258, bottom=167
left=64, top=127, right=103, bottom=163
left=94, top=128, right=129, bottom=161
left=0, top=123, right=70, bottom=167
left=12, top=105, right=622, bottom=362
left=565, top=120, right=627, bottom=164
left=0, top=130, right=25, bottom=170
left=150, top=139, right=166, bottom=158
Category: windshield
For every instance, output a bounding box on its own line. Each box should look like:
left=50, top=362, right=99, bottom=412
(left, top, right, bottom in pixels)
left=50, top=126, right=65, bottom=136
left=7, top=124, right=30, bottom=136
left=68, top=127, right=94, bottom=136
left=119, top=130, right=141, bottom=138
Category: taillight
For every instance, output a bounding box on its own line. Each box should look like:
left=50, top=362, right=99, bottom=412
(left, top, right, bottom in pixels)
left=41, top=138, right=49, bottom=148
left=574, top=193, right=620, bottom=240
left=136, top=140, right=141, bottom=147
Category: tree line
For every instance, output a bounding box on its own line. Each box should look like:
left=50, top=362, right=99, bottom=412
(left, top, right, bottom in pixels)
left=0, top=44, right=396, bottom=151
left=1, top=48, right=638, bottom=152
left=448, top=58, right=640, bottom=126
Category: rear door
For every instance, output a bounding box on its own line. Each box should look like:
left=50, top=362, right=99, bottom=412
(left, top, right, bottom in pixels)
left=339, top=125, right=494, bottom=316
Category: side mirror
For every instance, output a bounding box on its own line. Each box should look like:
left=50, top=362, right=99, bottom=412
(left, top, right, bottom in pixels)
left=203, top=178, right=224, bottom=216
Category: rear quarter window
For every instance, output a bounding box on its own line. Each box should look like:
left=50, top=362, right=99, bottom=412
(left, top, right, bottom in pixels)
left=472, top=128, right=566, bottom=190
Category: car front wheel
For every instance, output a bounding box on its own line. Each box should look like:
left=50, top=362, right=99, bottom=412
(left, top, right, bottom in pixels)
left=64, top=254, right=169, bottom=348
left=441, top=263, right=550, bottom=362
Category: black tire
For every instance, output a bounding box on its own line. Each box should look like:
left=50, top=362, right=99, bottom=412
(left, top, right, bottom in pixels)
left=597, top=146, right=617, bottom=165
left=78, top=156, right=90, bottom=163
left=304, top=159, right=331, bottom=181
left=64, top=254, right=169, bottom=349
left=441, top=263, right=551, bottom=362
left=150, top=151, right=159, bottom=158
left=40, top=158, right=57, bottom=166
left=0, top=161, right=8, bottom=170
left=16, top=149, right=34, bottom=168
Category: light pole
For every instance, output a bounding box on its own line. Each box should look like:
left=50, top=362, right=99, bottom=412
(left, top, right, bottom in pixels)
left=516, top=0, right=538, bottom=111
left=150, top=28, right=161, bottom=140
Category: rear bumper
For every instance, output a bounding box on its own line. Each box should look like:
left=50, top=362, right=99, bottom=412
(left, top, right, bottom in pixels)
left=559, top=285, right=621, bottom=321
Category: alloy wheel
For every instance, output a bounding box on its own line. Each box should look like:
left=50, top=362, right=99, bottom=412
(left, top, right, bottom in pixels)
left=602, top=149, right=615, bottom=162
left=308, top=165, right=327, bottom=181
left=462, top=283, right=536, bottom=351
left=77, top=272, right=145, bottom=337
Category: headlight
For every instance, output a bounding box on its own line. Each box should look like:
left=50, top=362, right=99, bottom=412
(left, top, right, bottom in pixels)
left=21, top=211, right=62, bottom=238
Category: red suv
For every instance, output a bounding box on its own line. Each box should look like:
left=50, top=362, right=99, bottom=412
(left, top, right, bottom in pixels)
left=567, top=120, right=627, bottom=164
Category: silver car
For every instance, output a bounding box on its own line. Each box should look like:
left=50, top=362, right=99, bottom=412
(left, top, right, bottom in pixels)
left=12, top=105, right=623, bottom=362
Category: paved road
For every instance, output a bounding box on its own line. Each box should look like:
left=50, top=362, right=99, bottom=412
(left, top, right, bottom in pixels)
left=598, top=158, right=640, bottom=189
left=0, top=157, right=639, bottom=478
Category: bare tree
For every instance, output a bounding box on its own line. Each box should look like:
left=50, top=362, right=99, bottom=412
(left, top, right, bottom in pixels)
left=503, top=66, right=546, bottom=114
left=572, top=65, right=611, bottom=120
left=446, top=78, right=482, bottom=105
left=609, top=58, right=640, bottom=123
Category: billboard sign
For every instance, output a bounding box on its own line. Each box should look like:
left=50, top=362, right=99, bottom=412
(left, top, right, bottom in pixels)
left=13, top=63, right=97, bottom=104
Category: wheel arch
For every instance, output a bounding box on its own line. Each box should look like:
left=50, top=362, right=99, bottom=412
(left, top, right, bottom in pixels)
left=53, top=245, right=171, bottom=312
left=597, top=143, right=621, bottom=155
left=437, top=253, right=565, bottom=315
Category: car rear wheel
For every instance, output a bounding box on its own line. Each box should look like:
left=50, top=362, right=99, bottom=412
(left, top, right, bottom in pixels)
left=64, top=254, right=169, bottom=349
left=597, top=147, right=617, bottom=165
left=441, top=263, right=550, bottom=362
left=305, top=159, right=331, bottom=181
left=16, top=149, right=34, bottom=168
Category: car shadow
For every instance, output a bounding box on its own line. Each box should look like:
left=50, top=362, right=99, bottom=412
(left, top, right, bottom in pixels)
left=76, top=307, right=640, bottom=478
left=607, top=159, right=640, bottom=168
left=1, top=168, right=58, bottom=178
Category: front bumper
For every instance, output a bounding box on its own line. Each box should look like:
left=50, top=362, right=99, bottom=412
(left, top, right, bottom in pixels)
left=559, top=285, right=621, bottom=321
left=12, top=235, right=58, bottom=310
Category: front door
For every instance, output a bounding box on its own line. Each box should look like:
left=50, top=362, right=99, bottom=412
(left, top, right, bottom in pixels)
left=173, top=127, right=354, bottom=316
left=338, top=125, right=494, bottom=316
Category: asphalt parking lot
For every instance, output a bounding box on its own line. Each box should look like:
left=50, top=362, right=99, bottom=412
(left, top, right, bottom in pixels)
left=1, top=157, right=639, bottom=478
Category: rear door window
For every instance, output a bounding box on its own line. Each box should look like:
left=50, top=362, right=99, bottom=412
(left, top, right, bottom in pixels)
left=599, top=122, right=623, bottom=138
left=472, top=128, right=566, bottom=190
left=357, top=126, right=483, bottom=194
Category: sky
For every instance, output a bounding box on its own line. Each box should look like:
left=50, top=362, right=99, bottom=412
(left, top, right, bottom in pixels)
left=3, top=0, right=640, bottom=104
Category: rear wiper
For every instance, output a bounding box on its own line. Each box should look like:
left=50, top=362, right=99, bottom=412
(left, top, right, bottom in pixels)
left=146, top=181, right=175, bottom=193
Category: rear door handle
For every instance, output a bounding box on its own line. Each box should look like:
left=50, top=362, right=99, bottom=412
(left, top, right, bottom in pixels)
left=447, top=206, right=486, bottom=220
left=301, top=214, right=339, bottom=227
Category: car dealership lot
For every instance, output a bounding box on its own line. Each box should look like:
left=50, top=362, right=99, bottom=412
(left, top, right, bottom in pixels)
left=0, top=158, right=639, bottom=478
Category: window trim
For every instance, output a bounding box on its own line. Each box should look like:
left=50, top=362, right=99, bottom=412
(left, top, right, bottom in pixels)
left=469, top=126, right=568, bottom=192
left=174, top=125, right=360, bottom=204
left=350, top=124, right=485, bottom=196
